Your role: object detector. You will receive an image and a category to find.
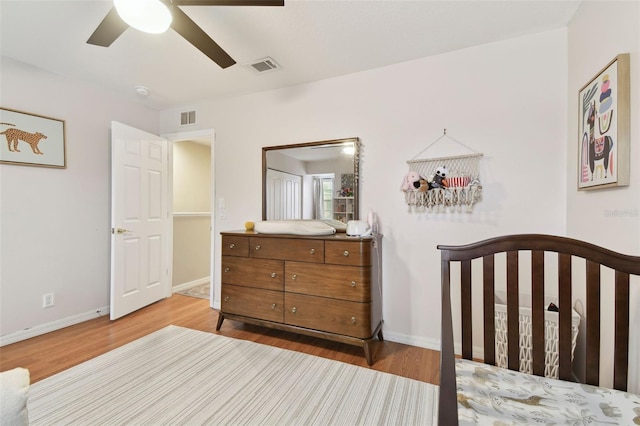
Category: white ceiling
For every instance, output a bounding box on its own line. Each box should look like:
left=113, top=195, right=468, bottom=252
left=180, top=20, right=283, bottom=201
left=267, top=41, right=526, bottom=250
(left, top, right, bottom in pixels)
left=0, top=0, right=581, bottom=110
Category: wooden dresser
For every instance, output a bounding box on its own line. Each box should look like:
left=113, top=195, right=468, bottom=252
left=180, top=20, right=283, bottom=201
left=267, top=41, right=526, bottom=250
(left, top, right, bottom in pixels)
left=217, top=230, right=383, bottom=364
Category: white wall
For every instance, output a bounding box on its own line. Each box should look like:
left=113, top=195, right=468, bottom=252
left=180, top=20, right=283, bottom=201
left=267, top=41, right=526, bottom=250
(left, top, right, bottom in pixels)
left=566, top=0, right=639, bottom=393
left=0, top=57, right=159, bottom=341
left=160, top=29, right=568, bottom=348
left=567, top=2, right=640, bottom=252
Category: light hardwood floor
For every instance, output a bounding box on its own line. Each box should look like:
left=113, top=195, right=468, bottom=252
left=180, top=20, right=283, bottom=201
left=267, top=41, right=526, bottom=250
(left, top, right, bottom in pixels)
left=0, top=294, right=440, bottom=386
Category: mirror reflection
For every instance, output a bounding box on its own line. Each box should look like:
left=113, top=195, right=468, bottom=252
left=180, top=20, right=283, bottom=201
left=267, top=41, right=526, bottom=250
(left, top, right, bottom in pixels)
left=262, top=138, right=360, bottom=222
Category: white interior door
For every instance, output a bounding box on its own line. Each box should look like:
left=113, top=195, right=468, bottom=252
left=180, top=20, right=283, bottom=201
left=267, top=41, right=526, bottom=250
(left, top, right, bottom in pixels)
left=266, top=168, right=302, bottom=220
left=110, top=121, right=170, bottom=320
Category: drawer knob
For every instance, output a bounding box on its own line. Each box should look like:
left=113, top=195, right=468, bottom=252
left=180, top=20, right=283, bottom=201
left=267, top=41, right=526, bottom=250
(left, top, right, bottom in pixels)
left=310, top=248, right=315, bottom=255
left=271, top=303, right=277, bottom=310
left=255, top=245, right=261, bottom=251
left=291, top=306, right=297, bottom=313
left=351, top=316, right=357, bottom=324
left=229, top=243, right=235, bottom=249
left=343, top=250, right=350, bottom=257
left=351, top=281, right=356, bottom=287
left=224, top=267, right=230, bottom=273
left=291, top=274, right=297, bottom=280
left=271, top=272, right=277, bottom=278
left=224, top=296, right=230, bottom=302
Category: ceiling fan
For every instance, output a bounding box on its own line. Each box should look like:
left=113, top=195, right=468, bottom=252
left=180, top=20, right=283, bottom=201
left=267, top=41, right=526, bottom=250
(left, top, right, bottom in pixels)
left=87, top=0, right=284, bottom=69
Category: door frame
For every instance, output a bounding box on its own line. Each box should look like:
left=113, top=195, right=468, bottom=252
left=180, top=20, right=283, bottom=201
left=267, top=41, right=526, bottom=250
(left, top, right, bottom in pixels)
left=162, top=128, right=215, bottom=308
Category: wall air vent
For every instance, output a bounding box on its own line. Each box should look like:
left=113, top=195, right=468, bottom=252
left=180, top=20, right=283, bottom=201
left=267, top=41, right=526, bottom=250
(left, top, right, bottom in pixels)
left=180, top=110, right=196, bottom=126
left=246, top=57, right=281, bottom=73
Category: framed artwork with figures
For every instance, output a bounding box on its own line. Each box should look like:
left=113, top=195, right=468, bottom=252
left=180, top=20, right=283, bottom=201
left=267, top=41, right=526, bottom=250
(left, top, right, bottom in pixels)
left=0, top=107, right=66, bottom=168
left=577, top=54, right=629, bottom=190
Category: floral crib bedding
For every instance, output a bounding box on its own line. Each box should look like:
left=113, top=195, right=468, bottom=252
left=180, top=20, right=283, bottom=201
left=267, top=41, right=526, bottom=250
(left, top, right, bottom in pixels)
left=455, top=359, right=640, bottom=425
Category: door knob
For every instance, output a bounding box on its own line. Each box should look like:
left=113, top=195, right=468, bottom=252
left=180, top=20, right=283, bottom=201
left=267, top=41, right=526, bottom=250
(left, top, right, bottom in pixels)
left=113, top=228, right=131, bottom=234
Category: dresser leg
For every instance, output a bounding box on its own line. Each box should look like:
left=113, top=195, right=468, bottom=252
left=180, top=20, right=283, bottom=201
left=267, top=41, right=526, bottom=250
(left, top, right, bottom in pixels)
left=377, top=329, right=384, bottom=341
left=216, top=313, right=225, bottom=331
left=363, top=341, right=374, bottom=366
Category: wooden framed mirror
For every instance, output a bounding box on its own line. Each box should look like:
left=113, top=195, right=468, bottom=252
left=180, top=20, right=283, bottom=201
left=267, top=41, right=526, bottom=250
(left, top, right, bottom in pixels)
left=262, top=137, right=360, bottom=222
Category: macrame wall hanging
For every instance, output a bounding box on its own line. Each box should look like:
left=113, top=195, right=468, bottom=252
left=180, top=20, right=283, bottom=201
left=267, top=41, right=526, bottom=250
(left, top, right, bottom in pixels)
left=401, top=130, right=483, bottom=212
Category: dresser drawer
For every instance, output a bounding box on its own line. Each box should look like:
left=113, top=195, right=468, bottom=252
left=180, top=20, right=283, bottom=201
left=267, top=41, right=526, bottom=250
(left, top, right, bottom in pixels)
left=221, top=256, right=283, bottom=291
left=284, top=293, right=372, bottom=338
left=249, top=237, right=324, bottom=263
left=221, top=235, right=249, bottom=257
left=221, top=285, right=283, bottom=323
left=285, top=262, right=371, bottom=302
left=325, top=240, right=372, bottom=266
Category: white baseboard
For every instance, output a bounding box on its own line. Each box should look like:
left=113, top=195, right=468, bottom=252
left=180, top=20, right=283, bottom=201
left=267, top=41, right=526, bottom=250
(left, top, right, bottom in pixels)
left=383, top=329, right=441, bottom=351
left=172, top=277, right=210, bottom=293
left=0, top=306, right=110, bottom=347
left=380, top=330, right=484, bottom=357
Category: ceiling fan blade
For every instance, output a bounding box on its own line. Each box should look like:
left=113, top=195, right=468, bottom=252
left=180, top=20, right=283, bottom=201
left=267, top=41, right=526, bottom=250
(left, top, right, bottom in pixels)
left=173, top=0, right=283, bottom=6
left=87, top=7, right=129, bottom=47
left=170, top=5, right=236, bottom=68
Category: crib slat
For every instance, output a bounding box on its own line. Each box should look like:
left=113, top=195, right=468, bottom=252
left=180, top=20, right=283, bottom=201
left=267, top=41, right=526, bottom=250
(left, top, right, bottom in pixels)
left=438, top=253, right=458, bottom=426
left=585, top=261, right=601, bottom=386
left=531, top=250, right=545, bottom=377
left=558, top=253, right=572, bottom=381
left=483, top=255, right=496, bottom=365
left=506, top=251, right=519, bottom=371
left=461, top=259, right=472, bottom=360
left=614, top=271, right=629, bottom=391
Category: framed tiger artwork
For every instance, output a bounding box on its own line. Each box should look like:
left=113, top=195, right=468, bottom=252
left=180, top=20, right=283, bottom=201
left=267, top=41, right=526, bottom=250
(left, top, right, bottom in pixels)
left=0, top=107, right=66, bottom=168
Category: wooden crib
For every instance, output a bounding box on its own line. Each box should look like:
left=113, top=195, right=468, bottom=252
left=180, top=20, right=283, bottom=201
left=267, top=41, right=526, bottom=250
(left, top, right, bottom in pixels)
left=438, top=234, right=640, bottom=425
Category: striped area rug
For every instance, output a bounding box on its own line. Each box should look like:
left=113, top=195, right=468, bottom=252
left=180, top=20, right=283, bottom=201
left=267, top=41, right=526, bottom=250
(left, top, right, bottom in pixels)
left=28, top=325, right=438, bottom=425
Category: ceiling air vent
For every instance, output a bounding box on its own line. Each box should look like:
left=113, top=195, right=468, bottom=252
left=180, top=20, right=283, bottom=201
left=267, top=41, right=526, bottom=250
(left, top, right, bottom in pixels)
left=246, top=57, right=281, bottom=73
left=180, top=110, right=196, bottom=126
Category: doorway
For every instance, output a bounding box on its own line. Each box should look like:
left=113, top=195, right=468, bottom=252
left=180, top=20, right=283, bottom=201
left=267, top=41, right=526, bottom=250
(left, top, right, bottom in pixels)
left=163, top=129, right=215, bottom=308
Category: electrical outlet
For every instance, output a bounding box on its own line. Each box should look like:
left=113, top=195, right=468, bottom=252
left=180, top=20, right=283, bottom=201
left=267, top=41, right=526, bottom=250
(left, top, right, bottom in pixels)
left=43, top=293, right=55, bottom=308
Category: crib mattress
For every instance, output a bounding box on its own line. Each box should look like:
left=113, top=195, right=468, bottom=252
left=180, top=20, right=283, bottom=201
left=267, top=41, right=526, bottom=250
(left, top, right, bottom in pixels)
left=456, top=359, right=640, bottom=425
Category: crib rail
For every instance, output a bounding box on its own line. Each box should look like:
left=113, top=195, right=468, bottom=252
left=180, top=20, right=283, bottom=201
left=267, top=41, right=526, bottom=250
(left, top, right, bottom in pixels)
left=437, top=234, right=640, bottom=426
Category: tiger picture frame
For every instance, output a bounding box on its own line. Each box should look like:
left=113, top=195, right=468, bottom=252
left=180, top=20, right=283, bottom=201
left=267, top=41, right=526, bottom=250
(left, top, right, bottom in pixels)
left=0, top=107, right=66, bottom=168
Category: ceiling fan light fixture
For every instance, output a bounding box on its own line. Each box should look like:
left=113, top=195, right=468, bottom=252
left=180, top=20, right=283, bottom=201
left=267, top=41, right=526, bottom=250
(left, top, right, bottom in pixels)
left=114, top=0, right=172, bottom=34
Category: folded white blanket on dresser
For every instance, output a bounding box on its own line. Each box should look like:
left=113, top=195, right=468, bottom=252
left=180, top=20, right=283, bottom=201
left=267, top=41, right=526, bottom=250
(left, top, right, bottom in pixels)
left=254, top=220, right=339, bottom=235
